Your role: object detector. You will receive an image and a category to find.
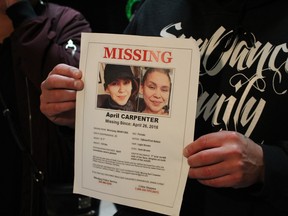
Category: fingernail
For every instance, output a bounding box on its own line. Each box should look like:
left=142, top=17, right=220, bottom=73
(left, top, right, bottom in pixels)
left=74, top=80, right=81, bottom=88
left=183, top=148, right=188, bottom=157
left=70, top=67, right=80, bottom=76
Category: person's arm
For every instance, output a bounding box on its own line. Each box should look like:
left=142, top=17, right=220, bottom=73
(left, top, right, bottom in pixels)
left=6, top=1, right=91, bottom=88
left=259, top=144, right=288, bottom=212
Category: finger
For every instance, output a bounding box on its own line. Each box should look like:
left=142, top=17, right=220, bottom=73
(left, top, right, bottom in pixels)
left=188, top=162, right=227, bottom=180
left=40, top=98, right=76, bottom=117
left=40, top=88, right=77, bottom=104
left=197, top=175, right=236, bottom=188
left=40, top=90, right=76, bottom=110
left=183, top=133, right=220, bottom=157
left=183, top=131, right=240, bottom=157
left=41, top=63, right=83, bottom=90
left=188, top=162, right=242, bottom=188
left=50, top=63, right=82, bottom=79
left=41, top=74, right=84, bottom=91
left=188, top=156, right=239, bottom=178
left=187, top=147, right=225, bottom=168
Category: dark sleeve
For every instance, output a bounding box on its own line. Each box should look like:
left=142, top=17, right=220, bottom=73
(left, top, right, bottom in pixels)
left=57, top=126, right=75, bottom=147
left=6, top=0, right=37, bottom=27
left=7, top=1, right=92, bottom=90
left=258, top=144, right=288, bottom=212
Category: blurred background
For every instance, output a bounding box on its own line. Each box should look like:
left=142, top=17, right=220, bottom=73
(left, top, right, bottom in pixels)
left=50, top=0, right=131, bottom=33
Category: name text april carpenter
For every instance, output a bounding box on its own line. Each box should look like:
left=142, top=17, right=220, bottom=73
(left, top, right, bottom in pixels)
left=106, top=112, right=159, bottom=123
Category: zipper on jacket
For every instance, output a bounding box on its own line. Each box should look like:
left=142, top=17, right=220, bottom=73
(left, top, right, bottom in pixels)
left=25, top=77, right=44, bottom=216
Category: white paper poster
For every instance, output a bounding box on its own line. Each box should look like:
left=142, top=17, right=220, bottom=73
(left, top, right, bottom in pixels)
left=74, top=33, right=200, bottom=215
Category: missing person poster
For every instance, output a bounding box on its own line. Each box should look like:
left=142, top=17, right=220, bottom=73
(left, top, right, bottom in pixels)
left=74, top=33, right=200, bottom=215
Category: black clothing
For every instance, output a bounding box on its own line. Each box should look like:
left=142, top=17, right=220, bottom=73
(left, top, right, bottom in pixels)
left=0, top=1, right=95, bottom=215
left=118, top=0, right=288, bottom=215
left=98, top=94, right=136, bottom=111
left=50, top=0, right=129, bottom=33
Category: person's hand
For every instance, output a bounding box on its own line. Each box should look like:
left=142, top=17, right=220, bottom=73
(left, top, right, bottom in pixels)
left=40, top=64, right=84, bottom=128
left=183, top=131, right=264, bottom=189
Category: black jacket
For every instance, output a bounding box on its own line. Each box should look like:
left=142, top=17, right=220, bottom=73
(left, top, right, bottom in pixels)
left=118, top=0, right=288, bottom=215
left=0, top=2, right=91, bottom=215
